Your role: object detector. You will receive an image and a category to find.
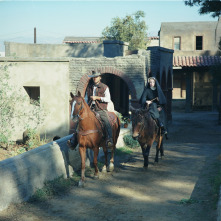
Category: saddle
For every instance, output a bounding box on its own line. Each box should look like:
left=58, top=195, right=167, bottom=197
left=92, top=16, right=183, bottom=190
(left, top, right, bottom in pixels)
left=93, top=111, right=118, bottom=134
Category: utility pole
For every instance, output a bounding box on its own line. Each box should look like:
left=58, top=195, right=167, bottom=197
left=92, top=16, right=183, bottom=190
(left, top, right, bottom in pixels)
left=34, top=27, right=36, bottom=44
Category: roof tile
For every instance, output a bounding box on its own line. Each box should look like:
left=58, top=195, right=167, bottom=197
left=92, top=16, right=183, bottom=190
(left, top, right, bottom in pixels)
left=173, top=55, right=221, bottom=67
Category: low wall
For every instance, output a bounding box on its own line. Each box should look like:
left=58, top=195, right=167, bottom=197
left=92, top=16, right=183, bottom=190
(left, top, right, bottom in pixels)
left=0, top=127, right=131, bottom=212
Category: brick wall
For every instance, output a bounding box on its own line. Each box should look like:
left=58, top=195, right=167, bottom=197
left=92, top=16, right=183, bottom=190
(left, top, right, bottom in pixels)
left=69, top=55, right=146, bottom=101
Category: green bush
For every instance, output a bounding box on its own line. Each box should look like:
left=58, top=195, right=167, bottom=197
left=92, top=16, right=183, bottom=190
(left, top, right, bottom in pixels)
left=123, top=134, right=139, bottom=148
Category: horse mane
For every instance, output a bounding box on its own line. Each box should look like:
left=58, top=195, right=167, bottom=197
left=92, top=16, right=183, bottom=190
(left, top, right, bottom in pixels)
left=134, top=108, right=151, bottom=121
left=80, top=95, right=95, bottom=118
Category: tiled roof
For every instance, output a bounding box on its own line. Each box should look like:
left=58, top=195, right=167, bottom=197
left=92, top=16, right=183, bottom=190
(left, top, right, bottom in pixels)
left=148, top=36, right=159, bottom=40
left=63, top=37, right=100, bottom=44
left=64, top=40, right=99, bottom=43
left=173, top=56, right=221, bottom=67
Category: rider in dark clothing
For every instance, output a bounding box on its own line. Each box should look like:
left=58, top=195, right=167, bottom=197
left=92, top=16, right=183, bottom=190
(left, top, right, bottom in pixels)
left=139, top=76, right=167, bottom=135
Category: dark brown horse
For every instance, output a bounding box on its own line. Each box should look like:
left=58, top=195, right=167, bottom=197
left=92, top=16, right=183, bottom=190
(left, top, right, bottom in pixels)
left=70, top=91, right=120, bottom=186
left=130, top=108, right=164, bottom=169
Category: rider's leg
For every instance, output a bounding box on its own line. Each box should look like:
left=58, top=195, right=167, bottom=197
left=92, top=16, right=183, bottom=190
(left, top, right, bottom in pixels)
left=98, top=110, right=113, bottom=148
left=157, top=118, right=167, bottom=135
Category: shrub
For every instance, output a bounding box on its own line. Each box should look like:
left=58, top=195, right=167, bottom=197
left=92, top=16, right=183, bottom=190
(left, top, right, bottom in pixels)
left=123, top=134, right=139, bottom=148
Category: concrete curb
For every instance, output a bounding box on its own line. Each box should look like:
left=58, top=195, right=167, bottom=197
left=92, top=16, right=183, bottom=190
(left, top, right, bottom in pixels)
left=0, top=127, right=131, bottom=212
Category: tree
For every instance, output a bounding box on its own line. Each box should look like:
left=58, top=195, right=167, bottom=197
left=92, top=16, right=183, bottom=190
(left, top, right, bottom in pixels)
left=101, top=11, right=148, bottom=50
left=184, top=0, right=221, bottom=17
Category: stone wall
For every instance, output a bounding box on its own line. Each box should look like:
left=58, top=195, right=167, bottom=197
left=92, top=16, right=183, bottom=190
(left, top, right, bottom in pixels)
left=69, top=55, right=146, bottom=102
left=0, top=127, right=131, bottom=212
left=5, top=41, right=129, bottom=58
left=0, top=135, right=77, bottom=212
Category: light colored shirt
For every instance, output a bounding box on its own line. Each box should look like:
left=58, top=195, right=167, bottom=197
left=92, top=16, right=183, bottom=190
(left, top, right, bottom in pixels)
left=84, top=85, right=111, bottom=104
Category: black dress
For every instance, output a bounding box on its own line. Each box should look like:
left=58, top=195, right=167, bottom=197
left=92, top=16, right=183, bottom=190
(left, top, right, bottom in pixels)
left=139, top=79, right=167, bottom=127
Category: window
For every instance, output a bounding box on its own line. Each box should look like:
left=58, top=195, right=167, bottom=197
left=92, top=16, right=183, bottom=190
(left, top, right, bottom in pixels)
left=24, top=86, right=40, bottom=105
left=174, top=37, right=181, bottom=50
left=196, top=36, right=203, bottom=50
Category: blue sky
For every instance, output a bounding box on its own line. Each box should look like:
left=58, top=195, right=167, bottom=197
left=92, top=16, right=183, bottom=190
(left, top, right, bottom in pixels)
left=0, top=0, right=218, bottom=51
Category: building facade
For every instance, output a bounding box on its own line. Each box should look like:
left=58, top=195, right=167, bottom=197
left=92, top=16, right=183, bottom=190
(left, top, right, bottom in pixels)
left=159, top=17, right=221, bottom=111
left=2, top=40, right=173, bottom=141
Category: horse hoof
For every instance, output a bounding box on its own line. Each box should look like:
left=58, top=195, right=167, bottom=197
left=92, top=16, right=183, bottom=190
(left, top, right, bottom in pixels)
left=94, top=174, right=99, bottom=180
left=102, top=165, right=107, bottom=173
left=143, top=166, right=148, bottom=171
left=78, top=180, right=85, bottom=187
left=107, top=163, right=114, bottom=172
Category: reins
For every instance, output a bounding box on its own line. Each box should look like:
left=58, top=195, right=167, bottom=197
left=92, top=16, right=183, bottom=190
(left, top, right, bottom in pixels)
left=72, top=98, right=103, bottom=136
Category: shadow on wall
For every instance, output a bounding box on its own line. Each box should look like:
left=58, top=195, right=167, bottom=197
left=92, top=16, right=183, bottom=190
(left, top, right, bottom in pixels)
left=65, top=44, right=103, bottom=57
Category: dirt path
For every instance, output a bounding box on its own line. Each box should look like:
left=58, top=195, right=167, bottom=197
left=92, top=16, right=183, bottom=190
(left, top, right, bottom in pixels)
left=1, top=111, right=221, bottom=221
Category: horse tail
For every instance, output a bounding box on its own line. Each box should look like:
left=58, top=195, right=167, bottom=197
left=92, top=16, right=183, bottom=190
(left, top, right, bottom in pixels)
left=113, top=115, right=121, bottom=145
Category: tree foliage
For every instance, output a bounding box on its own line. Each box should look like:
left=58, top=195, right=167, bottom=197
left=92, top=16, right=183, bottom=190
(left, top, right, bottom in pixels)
left=101, top=10, right=148, bottom=50
left=184, top=0, right=221, bottom=17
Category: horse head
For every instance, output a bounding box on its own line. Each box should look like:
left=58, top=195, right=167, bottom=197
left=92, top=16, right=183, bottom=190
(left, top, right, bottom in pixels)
left=70, top=91, right=85, bottom=121
left=130, top=106, right=148, bottom=140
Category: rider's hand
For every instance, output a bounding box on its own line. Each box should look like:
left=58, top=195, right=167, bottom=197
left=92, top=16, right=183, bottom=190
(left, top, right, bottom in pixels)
left=146, top=100, right=152, bottom=105
left=157, top=107, right=162, bottom=112
left=91, top=96, right=100, bottom=101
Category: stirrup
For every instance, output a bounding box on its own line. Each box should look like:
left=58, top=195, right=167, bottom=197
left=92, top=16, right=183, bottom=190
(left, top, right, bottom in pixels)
left=67, top=134, right=78, bottom=150
left=106, top=139, right=114, bottom=148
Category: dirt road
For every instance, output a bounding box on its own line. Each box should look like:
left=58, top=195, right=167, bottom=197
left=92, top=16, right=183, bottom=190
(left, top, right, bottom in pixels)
left=1, top=111, right=221, bottom=221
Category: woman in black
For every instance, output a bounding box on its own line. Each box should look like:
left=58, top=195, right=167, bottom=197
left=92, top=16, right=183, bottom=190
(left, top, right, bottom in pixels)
left=139, top=77, right=167, bottom=135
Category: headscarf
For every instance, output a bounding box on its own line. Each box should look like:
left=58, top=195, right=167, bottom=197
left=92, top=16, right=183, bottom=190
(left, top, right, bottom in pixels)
left=140, top=77, right=166, bottom=106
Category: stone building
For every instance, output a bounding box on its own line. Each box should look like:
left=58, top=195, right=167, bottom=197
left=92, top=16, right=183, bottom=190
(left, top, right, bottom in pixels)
left=159, top=17, right=221, bottom=111
left=1, top=40, right=173, bottom=141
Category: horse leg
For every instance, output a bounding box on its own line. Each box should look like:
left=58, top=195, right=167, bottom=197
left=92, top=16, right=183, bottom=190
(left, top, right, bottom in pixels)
left=78, top=146, right=86, bottom=187
left=93, top=147, right=99, bottom=179
left=141, top=145, right=150, bottom=169
left=107, top=147, right=115, bottom=172
left=160, top=140, right=164, bottom=157
left=155, top=135, right=163, bottom=163
left=102, top=146, right=108, bottom=173
left=155, top=145, right=160, bottom=163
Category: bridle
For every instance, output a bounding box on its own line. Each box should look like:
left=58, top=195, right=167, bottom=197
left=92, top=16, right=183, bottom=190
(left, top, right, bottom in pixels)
left=71, top=99, right=84, bottom=121
left=133, top=113, right=145, bottom=137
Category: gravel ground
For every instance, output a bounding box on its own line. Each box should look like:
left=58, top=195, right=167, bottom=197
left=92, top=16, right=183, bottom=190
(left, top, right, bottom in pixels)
left=0, top=111, right=221, bottom=221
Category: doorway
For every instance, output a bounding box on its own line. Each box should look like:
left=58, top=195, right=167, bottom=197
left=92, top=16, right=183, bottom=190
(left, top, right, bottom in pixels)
left=101, top=73, right=129, bottom=116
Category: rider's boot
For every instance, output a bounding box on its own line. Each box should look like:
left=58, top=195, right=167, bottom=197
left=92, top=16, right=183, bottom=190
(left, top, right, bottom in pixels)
left=67, top=133, right=78, bottom=150
left=105, top=126, right=114, bottom=148
left=157, top=119, right=167, bottom=135
left=67, top=122, right=79, bottom=150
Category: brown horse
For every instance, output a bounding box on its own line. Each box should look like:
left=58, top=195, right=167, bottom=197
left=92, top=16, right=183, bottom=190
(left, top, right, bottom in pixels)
left=130, top=108, right=164, bottom=169
left=70, top=91, right=120, bottom=186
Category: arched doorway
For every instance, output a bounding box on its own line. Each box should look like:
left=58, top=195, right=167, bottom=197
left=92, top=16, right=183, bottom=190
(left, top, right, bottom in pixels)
left=101, top=73, right=130, bottom=116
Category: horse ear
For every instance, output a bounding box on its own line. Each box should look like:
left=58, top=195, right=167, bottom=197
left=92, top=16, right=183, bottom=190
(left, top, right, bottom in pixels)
left=70, top=92, right=74, bottom=98
left=77, top=91, right=81, bottom=97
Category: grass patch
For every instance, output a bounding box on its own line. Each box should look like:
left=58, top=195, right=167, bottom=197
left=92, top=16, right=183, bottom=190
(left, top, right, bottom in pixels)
left=29, top=174, right=80, bottom=202
left=179, top=198, right=199, bottom=205
left=115, top=146, right=133, bottom=156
